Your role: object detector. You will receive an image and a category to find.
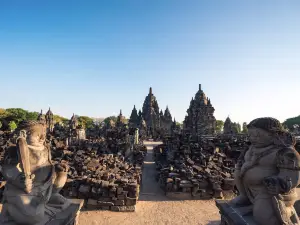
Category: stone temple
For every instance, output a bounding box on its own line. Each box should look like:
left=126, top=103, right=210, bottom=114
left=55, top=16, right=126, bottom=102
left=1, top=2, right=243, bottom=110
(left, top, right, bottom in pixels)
left=159, top=106, right=173, bottom=136
left=223, top=116, right=235, bottom=135
left=141, top=87, right=161, bottom=136
left=128, top=87, right=174, bottom=137
left=183, top=84, right=216, bottom=136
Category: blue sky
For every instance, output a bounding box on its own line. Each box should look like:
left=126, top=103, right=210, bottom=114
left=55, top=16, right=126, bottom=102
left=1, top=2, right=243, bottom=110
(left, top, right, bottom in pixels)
left=0, top=0, right=299, bottom=124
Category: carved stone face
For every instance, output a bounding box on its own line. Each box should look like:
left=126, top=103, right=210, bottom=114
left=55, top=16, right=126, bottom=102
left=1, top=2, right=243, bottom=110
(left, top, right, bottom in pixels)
left=248, top=127, right=274, bottom=147
left=26, top=124, right=46, bottom=148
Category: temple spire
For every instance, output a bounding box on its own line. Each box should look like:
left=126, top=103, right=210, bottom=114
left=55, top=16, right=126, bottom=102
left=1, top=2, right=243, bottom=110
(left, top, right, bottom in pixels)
left=149, top=87, right=152, bottom=95
left=199, top=84, right=201, bottom=90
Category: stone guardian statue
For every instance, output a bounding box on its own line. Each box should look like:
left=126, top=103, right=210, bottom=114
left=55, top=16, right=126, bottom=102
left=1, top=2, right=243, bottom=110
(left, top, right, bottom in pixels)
left=0, top=120, right=82, bottom=225
left=230, top=117, right=300, bottom=225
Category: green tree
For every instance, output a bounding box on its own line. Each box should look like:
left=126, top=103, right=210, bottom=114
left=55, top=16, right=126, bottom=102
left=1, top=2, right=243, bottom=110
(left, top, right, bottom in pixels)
left=283, top=115, right=300, bottom=130
left=232, top=122, right=241, bottom=134
left=26, top=111, right=39, bottom=121
left=53, top=115, right=68, bottom=123
left=242, top=122, right=248, bottom=133
left=8, top=121, right=17, bottom=131
left=78, top=116, right=95, bottom=129
left=103, top=116, right=117, bottom=125
left=215, top=120, right=224, bottom=133
left=176, top=122, right=183, bottom=127
left=6, top=108, right=28, bottom=124
left=0, top=121, right=2, bottom=129
left=0, top=108, right=9, bottom=119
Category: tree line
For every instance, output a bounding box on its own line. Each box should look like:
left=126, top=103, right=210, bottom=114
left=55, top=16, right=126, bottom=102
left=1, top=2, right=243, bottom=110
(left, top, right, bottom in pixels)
left=0, top=108, right=107, bottom=131
left=215, top=120, right=248, bottom=134
left=1, top=107, right=298, bottom=133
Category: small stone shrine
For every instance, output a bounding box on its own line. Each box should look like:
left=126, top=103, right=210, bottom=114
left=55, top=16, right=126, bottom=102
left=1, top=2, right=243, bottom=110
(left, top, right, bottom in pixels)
left=69, top=114, right=86, bottom=145
left=116, top=110, right=127, bottom=128
left=216, top=117, right=300, bottom=225
left=223, top=116, right=235, bottom=135
left=37, top=109, right=46, bottom=124
left=45, top=108, right=54, bottom=133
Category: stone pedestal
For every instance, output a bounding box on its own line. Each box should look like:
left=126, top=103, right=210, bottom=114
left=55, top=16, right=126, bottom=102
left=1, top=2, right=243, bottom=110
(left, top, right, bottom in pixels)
left=0, top=199, right=84, bottom=225
left=215, top=200, right=257, bottom=225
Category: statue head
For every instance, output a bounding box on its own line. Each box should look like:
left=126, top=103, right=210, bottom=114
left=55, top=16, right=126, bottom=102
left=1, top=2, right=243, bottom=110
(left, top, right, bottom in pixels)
left=247, top=117, right=294, bottom=148
left=18, top=120, right=46, bottom=148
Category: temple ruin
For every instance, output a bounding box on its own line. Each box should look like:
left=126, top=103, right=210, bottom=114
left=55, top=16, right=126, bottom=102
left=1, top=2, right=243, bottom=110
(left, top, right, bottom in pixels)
left=183, top=84, right=216, bottom=136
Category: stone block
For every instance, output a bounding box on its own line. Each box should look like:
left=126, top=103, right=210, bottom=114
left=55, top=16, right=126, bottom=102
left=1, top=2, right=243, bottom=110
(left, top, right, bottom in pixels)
left=110, top=205, right=135, bottom=212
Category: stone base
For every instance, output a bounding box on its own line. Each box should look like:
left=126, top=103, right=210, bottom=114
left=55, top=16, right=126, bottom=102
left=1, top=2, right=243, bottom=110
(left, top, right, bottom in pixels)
left=165, top=191, right=225, bottom=200
left=0, top=199, right=84, bottom=225
left=85, top=199, right=136, bottom=212
left=215, top=200, right=257, bottom=225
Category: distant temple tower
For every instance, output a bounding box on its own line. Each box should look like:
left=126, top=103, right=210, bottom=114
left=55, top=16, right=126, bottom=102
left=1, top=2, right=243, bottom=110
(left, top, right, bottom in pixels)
left=69, top=113, right=86, bottom=144
left=160, top=106, right=173, bottom=135
left=183, top=84, right=216, bottom=135
left=37, top=109, right=46, bottom=124
left=45, top=108, right=54, bottom=133
left=116, top=109, right=126, bottom=127
left=129, top=105, right=139, bottom=128
left=224, top=116, right=233, bottom=134
left=69, top=113, right=78, bottom=130
left=142, top=87, right=160, bottom=136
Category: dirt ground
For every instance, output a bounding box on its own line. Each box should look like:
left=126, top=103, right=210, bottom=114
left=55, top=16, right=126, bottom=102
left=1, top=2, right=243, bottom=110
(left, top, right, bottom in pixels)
left=78, top=141, right=220, bottom=225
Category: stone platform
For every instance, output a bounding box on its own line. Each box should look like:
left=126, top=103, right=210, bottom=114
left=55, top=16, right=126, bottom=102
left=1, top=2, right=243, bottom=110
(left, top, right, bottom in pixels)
left=165, top=191, right=212, bottom=200
left=215, top=200, right=257, bottom=225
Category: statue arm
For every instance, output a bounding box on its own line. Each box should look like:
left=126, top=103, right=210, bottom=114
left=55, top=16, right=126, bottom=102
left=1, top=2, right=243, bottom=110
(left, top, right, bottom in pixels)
left=276, top=148, right=300, bottom=190
left=2, top=164, right=32, bottom=190
left=2, top=146, right=33, bottom=191
left=264, top=148, right=300, bottom=194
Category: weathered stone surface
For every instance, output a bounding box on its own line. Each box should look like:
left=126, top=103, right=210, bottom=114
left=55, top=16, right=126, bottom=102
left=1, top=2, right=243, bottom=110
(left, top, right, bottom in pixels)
left=110, top=205, right=135, bottom=212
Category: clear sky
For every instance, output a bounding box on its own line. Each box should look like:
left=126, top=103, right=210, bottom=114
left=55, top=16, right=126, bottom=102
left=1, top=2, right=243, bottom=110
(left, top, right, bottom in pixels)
left=0, top=0, right=299, bottom=124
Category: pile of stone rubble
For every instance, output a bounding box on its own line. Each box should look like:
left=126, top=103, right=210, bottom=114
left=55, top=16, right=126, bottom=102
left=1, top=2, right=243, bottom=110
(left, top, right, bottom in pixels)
left=153, top=138, right=244, bottom=199
left=49, top=133, right=147, bottom=211
left=0, top=128, right=147, bottom=212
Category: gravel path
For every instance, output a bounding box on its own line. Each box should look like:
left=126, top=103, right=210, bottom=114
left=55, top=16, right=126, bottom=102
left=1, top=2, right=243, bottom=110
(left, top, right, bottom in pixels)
left=78, top=141, right=221, bottom=225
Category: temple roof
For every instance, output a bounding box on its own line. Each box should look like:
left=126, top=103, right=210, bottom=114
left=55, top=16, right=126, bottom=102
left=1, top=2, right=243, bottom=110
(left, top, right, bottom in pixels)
left=37, top=109, right=45, bottom=122
left=164, top=106, right=172, bottom=120
left=224, top=116, right=232, bottom=124
left=194, top=84, right=208, bottom=104
left=70, top=113, right=77, bottom=121
left=46, top=107, right=53, bottom=115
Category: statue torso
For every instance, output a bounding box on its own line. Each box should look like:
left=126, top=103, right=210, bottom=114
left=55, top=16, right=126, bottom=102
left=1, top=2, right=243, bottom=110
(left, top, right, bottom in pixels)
left=3, top=144, right=53, bottom=186
left=29, top=145, right=52, bottom=184
left=241, top=145, right=280, bottom=200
